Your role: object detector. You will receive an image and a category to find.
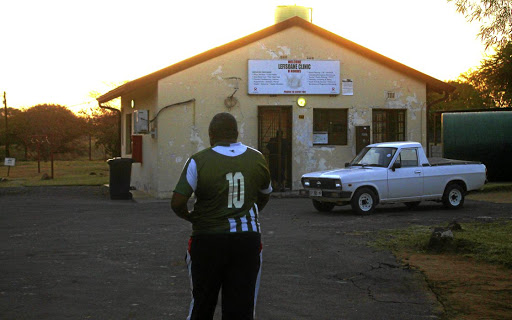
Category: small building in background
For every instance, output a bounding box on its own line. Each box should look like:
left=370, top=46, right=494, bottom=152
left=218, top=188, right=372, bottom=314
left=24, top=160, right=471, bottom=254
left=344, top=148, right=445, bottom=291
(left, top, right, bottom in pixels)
left=97, top=11, right=454, bottom=198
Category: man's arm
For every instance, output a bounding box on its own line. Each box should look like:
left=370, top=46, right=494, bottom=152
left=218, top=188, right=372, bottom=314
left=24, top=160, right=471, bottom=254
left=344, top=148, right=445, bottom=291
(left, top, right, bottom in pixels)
left=256, top=192, right=270, bottom=211
left=171, top=192, right=192, bottom=221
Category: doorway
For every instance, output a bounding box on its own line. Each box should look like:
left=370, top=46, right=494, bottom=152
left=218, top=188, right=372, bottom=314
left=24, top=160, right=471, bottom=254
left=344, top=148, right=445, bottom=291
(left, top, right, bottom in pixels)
left=258, top=106, right=292, bottom=191
left=355, top=126, right=370, bottom=154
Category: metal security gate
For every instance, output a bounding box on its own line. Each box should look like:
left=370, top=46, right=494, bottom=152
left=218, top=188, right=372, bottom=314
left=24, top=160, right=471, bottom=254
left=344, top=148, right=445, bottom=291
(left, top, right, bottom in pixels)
left=258, top=106, right=292, bottom=191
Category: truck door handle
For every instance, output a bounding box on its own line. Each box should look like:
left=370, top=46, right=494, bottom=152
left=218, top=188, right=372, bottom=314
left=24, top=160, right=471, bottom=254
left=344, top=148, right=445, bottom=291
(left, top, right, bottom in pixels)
left=414, top=170, right=421, bottom=174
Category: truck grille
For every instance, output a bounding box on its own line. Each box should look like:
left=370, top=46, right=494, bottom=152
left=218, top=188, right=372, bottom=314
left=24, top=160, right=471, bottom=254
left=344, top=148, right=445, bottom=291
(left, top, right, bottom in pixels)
left=308, top=178, right=338, bottom=189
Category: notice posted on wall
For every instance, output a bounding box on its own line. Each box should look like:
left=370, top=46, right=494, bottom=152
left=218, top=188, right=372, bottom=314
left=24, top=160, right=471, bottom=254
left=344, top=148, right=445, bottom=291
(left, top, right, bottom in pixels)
left=313, top=132, right=329, bottom=144
left=248, top=60, right=340, bottom=95
left=342, top=79, right=353, bottom=96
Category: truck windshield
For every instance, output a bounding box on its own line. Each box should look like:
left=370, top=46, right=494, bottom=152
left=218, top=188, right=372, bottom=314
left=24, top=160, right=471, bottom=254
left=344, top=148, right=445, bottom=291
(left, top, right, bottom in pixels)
left=350, top=147, right=397, bottom=167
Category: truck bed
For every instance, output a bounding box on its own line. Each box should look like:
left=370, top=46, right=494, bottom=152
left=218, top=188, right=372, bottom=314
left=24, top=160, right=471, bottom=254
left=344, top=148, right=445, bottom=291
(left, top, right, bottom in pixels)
left=427, top=157, right=482, bottom=166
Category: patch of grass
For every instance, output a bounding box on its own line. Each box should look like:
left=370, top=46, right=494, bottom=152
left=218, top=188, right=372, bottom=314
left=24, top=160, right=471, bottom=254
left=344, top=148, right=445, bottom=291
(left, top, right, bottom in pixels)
left=467, top=182, right=512, bottom=203
left=0, top=160, right=109, bottom=187
left=478, top=182, right=512, bottom=193
left=467, top=191, right=512, bottom=203
left=373, top=220, right=512, bottom=268
left=372, top=225, right=432, bottom=253
left=456, top=221, right=512, bottom=268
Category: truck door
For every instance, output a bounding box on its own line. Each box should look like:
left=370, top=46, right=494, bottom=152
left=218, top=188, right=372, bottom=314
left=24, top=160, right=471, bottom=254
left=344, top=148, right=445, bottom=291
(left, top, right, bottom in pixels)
left=387, top=148, right=423, bottom=199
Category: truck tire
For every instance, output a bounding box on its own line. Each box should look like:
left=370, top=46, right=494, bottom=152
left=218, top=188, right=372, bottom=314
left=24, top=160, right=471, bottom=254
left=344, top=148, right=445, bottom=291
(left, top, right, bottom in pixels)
left=351, top=188, right=377, bottom=215
left=312, top=199, right=335, bottom=212
left=442, top=183, right=465, bottom=209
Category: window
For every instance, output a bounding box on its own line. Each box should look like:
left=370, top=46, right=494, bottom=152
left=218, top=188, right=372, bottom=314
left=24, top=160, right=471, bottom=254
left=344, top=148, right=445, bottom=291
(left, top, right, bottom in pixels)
left=372, top=109, right=405, bottom=143
left=352, top=147, right=397, bottom=167
left=395, top=148, right=418, bottom=167
left=313, top=108, right=348, bottom=145
left=386, top=91, right=396, bottom=99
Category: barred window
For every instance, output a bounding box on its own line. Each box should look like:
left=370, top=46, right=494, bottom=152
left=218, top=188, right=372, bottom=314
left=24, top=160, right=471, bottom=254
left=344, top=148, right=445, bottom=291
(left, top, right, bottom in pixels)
left=372, top=109, right=405, bottom=143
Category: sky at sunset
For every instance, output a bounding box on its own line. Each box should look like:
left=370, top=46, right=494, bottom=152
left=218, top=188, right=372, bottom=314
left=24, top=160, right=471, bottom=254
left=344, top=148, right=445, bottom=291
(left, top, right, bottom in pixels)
left=1, top=0, right=488, bottom=111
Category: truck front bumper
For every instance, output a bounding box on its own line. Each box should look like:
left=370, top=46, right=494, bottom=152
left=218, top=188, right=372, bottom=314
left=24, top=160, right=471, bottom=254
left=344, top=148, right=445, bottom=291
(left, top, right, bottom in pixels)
left=299, top=189, right=352, bottom=201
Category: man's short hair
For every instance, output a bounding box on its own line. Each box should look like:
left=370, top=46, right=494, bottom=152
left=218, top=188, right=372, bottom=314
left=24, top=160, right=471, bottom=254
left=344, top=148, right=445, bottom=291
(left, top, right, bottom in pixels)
left=209, top=112, right=238, bottom=140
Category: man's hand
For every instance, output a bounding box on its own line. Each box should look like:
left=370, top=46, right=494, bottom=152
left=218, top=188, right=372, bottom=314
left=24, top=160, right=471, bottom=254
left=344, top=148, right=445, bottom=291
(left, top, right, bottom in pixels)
left=171, top=192, right=192, bottom=221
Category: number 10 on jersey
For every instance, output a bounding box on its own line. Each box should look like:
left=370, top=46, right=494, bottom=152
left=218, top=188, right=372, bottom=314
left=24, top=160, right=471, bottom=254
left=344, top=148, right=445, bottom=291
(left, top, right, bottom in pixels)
left=226, top=172, right=244, bottom=208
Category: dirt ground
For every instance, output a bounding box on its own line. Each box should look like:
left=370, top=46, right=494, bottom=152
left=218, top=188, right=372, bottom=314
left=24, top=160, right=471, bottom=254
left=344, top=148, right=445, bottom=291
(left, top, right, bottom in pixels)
left=398, top=190, right=512, bottom=320
left=403, top=253, right=512, bottom=320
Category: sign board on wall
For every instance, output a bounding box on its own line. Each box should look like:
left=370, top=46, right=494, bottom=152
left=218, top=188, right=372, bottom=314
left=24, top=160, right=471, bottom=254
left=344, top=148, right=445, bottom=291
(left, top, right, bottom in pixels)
left=248, top=60, right=340, bottom=95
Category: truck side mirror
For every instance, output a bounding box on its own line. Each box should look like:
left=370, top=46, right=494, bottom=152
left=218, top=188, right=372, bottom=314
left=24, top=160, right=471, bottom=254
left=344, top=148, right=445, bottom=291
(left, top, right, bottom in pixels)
left=392, top=162, right=401, bottom=171
left=345, top=162, right=350, bottom=167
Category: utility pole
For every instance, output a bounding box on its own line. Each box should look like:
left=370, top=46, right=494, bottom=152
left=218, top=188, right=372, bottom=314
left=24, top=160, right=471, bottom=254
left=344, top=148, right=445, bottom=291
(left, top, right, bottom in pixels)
left=3, top=91, right=9, bottom=158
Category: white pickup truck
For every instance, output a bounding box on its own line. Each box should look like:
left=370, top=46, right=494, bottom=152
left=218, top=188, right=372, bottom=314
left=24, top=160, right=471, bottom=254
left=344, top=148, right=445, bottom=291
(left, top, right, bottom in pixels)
left=300, top=142, right=486, bottom=214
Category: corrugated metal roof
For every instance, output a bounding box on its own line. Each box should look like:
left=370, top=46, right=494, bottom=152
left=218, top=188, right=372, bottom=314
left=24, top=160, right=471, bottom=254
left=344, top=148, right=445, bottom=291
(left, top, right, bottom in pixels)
left=97, top=16, right=455, bottom=103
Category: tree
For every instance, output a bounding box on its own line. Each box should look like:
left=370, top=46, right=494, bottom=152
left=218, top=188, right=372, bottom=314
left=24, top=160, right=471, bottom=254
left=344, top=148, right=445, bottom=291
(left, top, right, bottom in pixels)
left=466, top=41, right=512, bottom=107
left=449, top=0, right=512, bottom=49
left=93, top=108, right=119, bottom=158
left=427, top=79, right=492, bottom=144
left=88, top=82, right=126, bottom=158
left=429, top=79, right=493, bottom=111
left=13, top=104, right=86, bottom=159
left=78, top=106, right=119, bottom=159
left=427, top=42, right=511, bottom=144
left=78, top=108, right=96, bottom=160
left=0, top=107, right=23, bottom=156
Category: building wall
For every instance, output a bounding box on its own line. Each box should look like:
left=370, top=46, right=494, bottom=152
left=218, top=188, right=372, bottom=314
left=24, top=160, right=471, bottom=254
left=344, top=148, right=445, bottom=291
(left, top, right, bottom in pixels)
left=127, top=26, right=427, bottom=198
left=120, top=83, right=158, bottom=195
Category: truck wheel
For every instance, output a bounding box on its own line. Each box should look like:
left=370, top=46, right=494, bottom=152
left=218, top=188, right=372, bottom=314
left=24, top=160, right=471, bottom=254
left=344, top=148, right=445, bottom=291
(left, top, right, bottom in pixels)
left=351, top=188, right=377, bottom=215
left=312, top=199, right=335, bottom=212
left=442, top=183, right=465, bottom=209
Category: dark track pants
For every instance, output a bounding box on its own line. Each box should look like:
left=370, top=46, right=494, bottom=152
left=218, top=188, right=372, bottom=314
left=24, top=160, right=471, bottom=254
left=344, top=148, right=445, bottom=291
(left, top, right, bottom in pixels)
left=185, top=233, right=262, bottom=320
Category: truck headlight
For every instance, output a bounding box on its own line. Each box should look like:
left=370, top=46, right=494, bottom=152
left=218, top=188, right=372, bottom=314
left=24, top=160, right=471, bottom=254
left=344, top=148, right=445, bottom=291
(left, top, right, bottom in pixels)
left=335, top=179, right=342, bottom=188
left=302, top=178, right=310, bottom=187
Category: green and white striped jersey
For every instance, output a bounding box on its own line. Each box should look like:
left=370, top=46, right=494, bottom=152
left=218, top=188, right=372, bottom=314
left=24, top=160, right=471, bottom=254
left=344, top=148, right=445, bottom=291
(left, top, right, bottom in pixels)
left=173, top=142, right=272, bottom=235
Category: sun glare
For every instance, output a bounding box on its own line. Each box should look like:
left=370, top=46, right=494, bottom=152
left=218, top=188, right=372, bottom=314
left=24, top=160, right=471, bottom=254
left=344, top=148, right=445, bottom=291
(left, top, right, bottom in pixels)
left=0, top=0, right=487, bottom=109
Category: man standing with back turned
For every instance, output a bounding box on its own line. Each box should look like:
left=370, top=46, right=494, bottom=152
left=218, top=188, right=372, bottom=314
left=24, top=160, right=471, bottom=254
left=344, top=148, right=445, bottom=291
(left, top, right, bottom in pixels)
left=171, top=112, right=272, bottom=320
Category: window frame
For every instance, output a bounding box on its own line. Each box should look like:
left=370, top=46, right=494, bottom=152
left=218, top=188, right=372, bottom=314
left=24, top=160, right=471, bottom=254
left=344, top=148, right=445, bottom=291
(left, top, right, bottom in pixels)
left=394, top=148, right=419, bottom=168
left=372, top=109, right=406, bottom=143
left=312, top=108, right=348, bottom=146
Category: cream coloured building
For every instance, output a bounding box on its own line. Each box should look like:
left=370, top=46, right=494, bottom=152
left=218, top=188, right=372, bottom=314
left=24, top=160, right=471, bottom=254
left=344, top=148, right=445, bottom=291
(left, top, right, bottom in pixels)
left=97, top=16, right=454, bottom=199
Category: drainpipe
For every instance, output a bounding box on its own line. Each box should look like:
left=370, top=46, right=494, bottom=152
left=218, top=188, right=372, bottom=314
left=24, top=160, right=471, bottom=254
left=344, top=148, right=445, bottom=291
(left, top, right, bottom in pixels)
left=99, top=104, right=122, bottom=157
left=426, top=90, right=450, bottom=157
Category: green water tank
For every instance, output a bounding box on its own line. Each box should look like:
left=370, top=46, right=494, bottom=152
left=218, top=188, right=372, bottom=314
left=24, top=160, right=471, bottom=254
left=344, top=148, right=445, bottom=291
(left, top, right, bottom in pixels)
left=442, top=111, right=512, bottom=181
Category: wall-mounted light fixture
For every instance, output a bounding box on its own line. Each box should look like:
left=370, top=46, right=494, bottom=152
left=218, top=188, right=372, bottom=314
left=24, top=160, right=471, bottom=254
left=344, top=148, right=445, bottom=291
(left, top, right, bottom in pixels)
left=297, top=97, right=307, bottom=107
